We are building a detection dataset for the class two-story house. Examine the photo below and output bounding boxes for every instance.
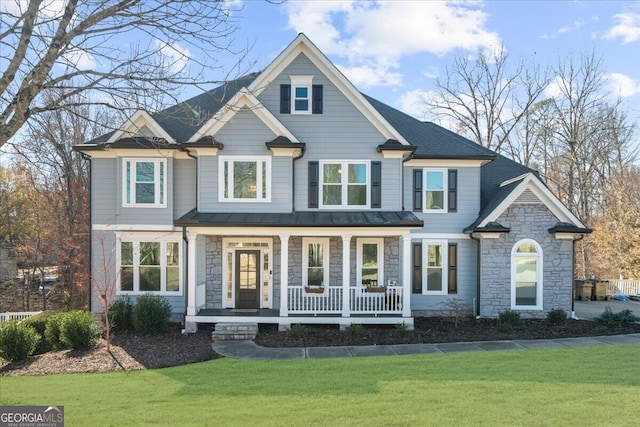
[76,34,590,332]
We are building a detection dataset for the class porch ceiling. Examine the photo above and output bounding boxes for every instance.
[175,210,423,228]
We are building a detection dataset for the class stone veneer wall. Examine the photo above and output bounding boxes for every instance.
[205,236,223,309]
[479,204,574,318]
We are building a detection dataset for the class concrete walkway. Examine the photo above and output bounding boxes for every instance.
[213,333,640,361]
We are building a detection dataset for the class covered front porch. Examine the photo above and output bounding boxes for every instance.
[178,211,422,331]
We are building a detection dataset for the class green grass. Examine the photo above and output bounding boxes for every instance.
[3,345,640,426]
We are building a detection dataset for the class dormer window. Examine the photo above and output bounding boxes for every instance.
[280,77,323,115]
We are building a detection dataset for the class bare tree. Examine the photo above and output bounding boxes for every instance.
[0,0,251,147]
[92,234,119,352]
[425,46,550,153]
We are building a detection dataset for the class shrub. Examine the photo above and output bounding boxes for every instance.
[596,307,640,326]
[344,324,366,339]
[394,322,411,337]
[547,309,568,325]
[44,312,67,350]
[22,311,56,354]
[0,320,41,362]
[498,310,520,327]
[109,295,135,332]
[286,324,308,338]
[132,294,172,335]
[59,311,101,349]
[496,321,513,333]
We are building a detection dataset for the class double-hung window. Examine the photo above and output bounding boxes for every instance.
[219,156,271,202]
[123,159,166,207]
[291,76,312,114]
[320,161,368,208]
[424,169,445,211]
[302,238,329,289]
[511,239,543,310]
[357,238,383,288]
[119,238,181,295]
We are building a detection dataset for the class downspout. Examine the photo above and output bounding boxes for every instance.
[469,232,481,318]
[81,153,92,311]
[178,143,198,325]
[291,146,305,211]
[571,234,585,320]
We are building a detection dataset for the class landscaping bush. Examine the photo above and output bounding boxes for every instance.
[22,311,56,354]
[394,322,411,337]
[0,320,41,362]
[498,310,520,327]
[596,307,640,326]
[132,294,172,335]
[344,324,366,339]
[496,321,513,333]
[59,311,101,349]
[547,309,568,325]
[44,312,67,350]
[109,295,135,332]
[286,324,308,338]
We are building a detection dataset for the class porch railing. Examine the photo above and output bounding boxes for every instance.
[287,285,403,315]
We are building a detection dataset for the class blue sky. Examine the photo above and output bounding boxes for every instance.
[220,0,640,124]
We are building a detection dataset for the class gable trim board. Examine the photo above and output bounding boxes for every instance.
[108,110,177,144]
[247,33,410,146]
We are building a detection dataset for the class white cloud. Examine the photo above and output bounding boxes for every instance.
[545,76,565,98]
[156,40,191,75]
[337,64,403,88]
[285,0,500,88]
[558,19,584,34]
[397,89,431,120]
[62,47,95,70]
[603,12,640,44]
[605,72,640,97]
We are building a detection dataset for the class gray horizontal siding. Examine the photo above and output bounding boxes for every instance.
[409,238,477,312]
[405,166,481,233]
[173,159,196,218]
[91,158,118,225]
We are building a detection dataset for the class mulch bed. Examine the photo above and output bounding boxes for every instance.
[2,318,640,376]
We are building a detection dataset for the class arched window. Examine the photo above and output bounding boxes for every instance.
[511,239,543,310]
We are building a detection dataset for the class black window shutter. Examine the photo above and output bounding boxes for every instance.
[308,161,319,208]
[280,84,291,114]
[371,161,381,208]
[412,243,422,294]
[312,85,323,114]
[413,169,422,211]
[448,243,457,294]
[448,169,457,212]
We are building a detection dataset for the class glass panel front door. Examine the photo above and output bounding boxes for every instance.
[235,250,261,309]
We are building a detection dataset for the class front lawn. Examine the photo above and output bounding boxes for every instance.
[2,345,640,426]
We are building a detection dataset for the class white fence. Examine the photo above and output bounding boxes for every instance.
[606,279,640,296]
[287,285,403,315]
[0,311,41,325]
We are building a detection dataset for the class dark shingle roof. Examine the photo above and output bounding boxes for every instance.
[175,210,423,228]
[364,95,496,160]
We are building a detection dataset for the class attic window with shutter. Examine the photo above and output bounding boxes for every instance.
[281,76,323,115]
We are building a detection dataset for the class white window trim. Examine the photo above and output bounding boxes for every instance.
[116,235,183,296]
[423,168,447,213]
[302,238,330,292]
[290,75,313,115]
[319,160,370,209]
[511,238,543,310]
[122,158,167,208]
[422,239,448,295]
[222,238,273,309]
[218,156,271,203]
[356,238,384,288]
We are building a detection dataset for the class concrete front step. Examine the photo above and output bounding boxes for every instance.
[212,322,258,341]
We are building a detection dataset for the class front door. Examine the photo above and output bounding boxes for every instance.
[235,250,261,309]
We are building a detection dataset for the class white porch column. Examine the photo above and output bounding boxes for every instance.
[341,234,352,317]
[279,234,290,317]
[401,233,412,318]
[186,231,199,317]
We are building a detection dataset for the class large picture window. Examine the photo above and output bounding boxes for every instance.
[320,161,368,208]
[118,238,182,295]
[302,238,329,289]
[511,239,543,310]
[219,156,270,202]
[123,159,166,207]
